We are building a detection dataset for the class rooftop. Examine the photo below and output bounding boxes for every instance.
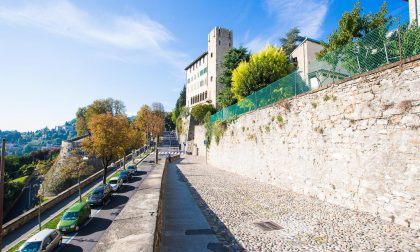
[185,51,208,70]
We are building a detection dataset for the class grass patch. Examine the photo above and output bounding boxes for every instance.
[323,95,330,102]
[311,102,318,108]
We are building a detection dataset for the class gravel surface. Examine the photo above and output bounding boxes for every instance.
[177,156,419,252]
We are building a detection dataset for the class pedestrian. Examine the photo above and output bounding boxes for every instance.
[168,153,172,162]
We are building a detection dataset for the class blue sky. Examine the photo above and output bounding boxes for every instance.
[0,0,409,131]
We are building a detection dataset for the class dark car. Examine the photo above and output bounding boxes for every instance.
[126,165,137,175]
[87,184,112,206]
[118,170,132,182]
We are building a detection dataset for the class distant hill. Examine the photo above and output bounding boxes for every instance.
[0,119,77,156]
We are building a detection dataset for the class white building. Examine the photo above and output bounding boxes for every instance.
[290,37,323,87]
[185,27,233,109]
[405,0,419,26]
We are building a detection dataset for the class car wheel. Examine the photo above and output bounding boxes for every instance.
[75,225,79,232]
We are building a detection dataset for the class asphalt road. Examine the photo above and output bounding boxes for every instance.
[2,156,134,251]
[56,154,156,252]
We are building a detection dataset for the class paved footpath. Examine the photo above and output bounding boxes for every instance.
[176,155,419,252]
[161,160,222,252]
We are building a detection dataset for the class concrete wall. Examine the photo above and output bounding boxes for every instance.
[208,58,420,229]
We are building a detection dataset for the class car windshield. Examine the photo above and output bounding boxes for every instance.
[20,241,41,252]
[128,166,135,170]
[109,180,117,184]
[120,171,128,175]
[92,188,104,195]
[63,211,79,220]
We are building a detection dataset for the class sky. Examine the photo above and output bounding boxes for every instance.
[0,0,409,132]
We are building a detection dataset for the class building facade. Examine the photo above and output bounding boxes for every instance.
[290,38,323,85]
[185,27,233,109]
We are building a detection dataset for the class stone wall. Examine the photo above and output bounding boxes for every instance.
[208,58,420,229]
[193,125,206,157]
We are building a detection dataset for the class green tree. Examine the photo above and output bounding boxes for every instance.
[172,85,186,122]
[217,47,250,108]
[280,27,304,57]
[231,45,293,100]
[317,1,390,59]
[191,104,216,124]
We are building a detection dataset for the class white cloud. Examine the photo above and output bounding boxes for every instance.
[0,1,188,68]
[245,0,329,52]
[265,0,329,38]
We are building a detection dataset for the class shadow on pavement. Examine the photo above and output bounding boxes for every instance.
[175,163,245,251]
[128,176,142,183]
[136,171,148,176]
[77,216,113,236]
[57,243,83,252]
[102,195,129,211]
[117,185,135,194]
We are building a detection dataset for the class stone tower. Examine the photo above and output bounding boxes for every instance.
[207,27,233,108]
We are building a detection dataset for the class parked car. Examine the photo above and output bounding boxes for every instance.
[118,170,132,182]
[17,229,62,252]
[126,165,137,175]
[87,184,112,206]
[108,177,123,192]
[57,202,90,233]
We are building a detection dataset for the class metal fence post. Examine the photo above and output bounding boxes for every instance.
[398,17,403,64]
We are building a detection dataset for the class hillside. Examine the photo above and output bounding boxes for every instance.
[0,119,77,156]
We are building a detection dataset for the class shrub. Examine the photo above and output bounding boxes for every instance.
[213,120,227,144]
[191,104,216,124]
[231,45,294,100]
[277,115,284,125]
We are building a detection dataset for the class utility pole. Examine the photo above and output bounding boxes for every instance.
[0,138,6,248]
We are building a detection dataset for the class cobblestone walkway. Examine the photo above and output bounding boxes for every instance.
[177,156,419,252]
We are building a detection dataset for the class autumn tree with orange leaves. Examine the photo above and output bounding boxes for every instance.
[82,113,130,184]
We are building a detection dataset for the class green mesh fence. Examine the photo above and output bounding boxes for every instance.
[211,15,419,124]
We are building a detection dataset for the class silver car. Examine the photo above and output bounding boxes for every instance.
[17,229,62,252]
[108,177,123,191]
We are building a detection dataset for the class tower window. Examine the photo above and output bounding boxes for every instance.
[219,40,221,45]
[210,52,213,58]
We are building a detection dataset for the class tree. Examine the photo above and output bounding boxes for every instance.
[217,47,250,108]
[191,104,216,124]
[165,112,175,131]
[135,104,165,143]
[231,45,293,100]
[317,1,390,59]
[60,155,95,202]
[82,114,130,184]
[172,85,186,122]
[280,27,304,57]
[76,98,126,136]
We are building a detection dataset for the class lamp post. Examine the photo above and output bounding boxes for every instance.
[81,156,88,202]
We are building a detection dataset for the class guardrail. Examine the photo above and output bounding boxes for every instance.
[1,145,152,237]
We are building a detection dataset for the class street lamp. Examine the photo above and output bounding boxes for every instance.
[81,156,89,202]
[23,183,39,210]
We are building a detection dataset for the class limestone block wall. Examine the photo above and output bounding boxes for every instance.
[208,58,420,229]
[193,125,206,157]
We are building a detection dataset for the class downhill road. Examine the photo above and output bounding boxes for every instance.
[57,154,156,252]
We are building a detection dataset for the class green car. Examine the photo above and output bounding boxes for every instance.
[57,202,91,233]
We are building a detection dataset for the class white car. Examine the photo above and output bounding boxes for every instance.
[108,177,123,192]
[17,229,62,252]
